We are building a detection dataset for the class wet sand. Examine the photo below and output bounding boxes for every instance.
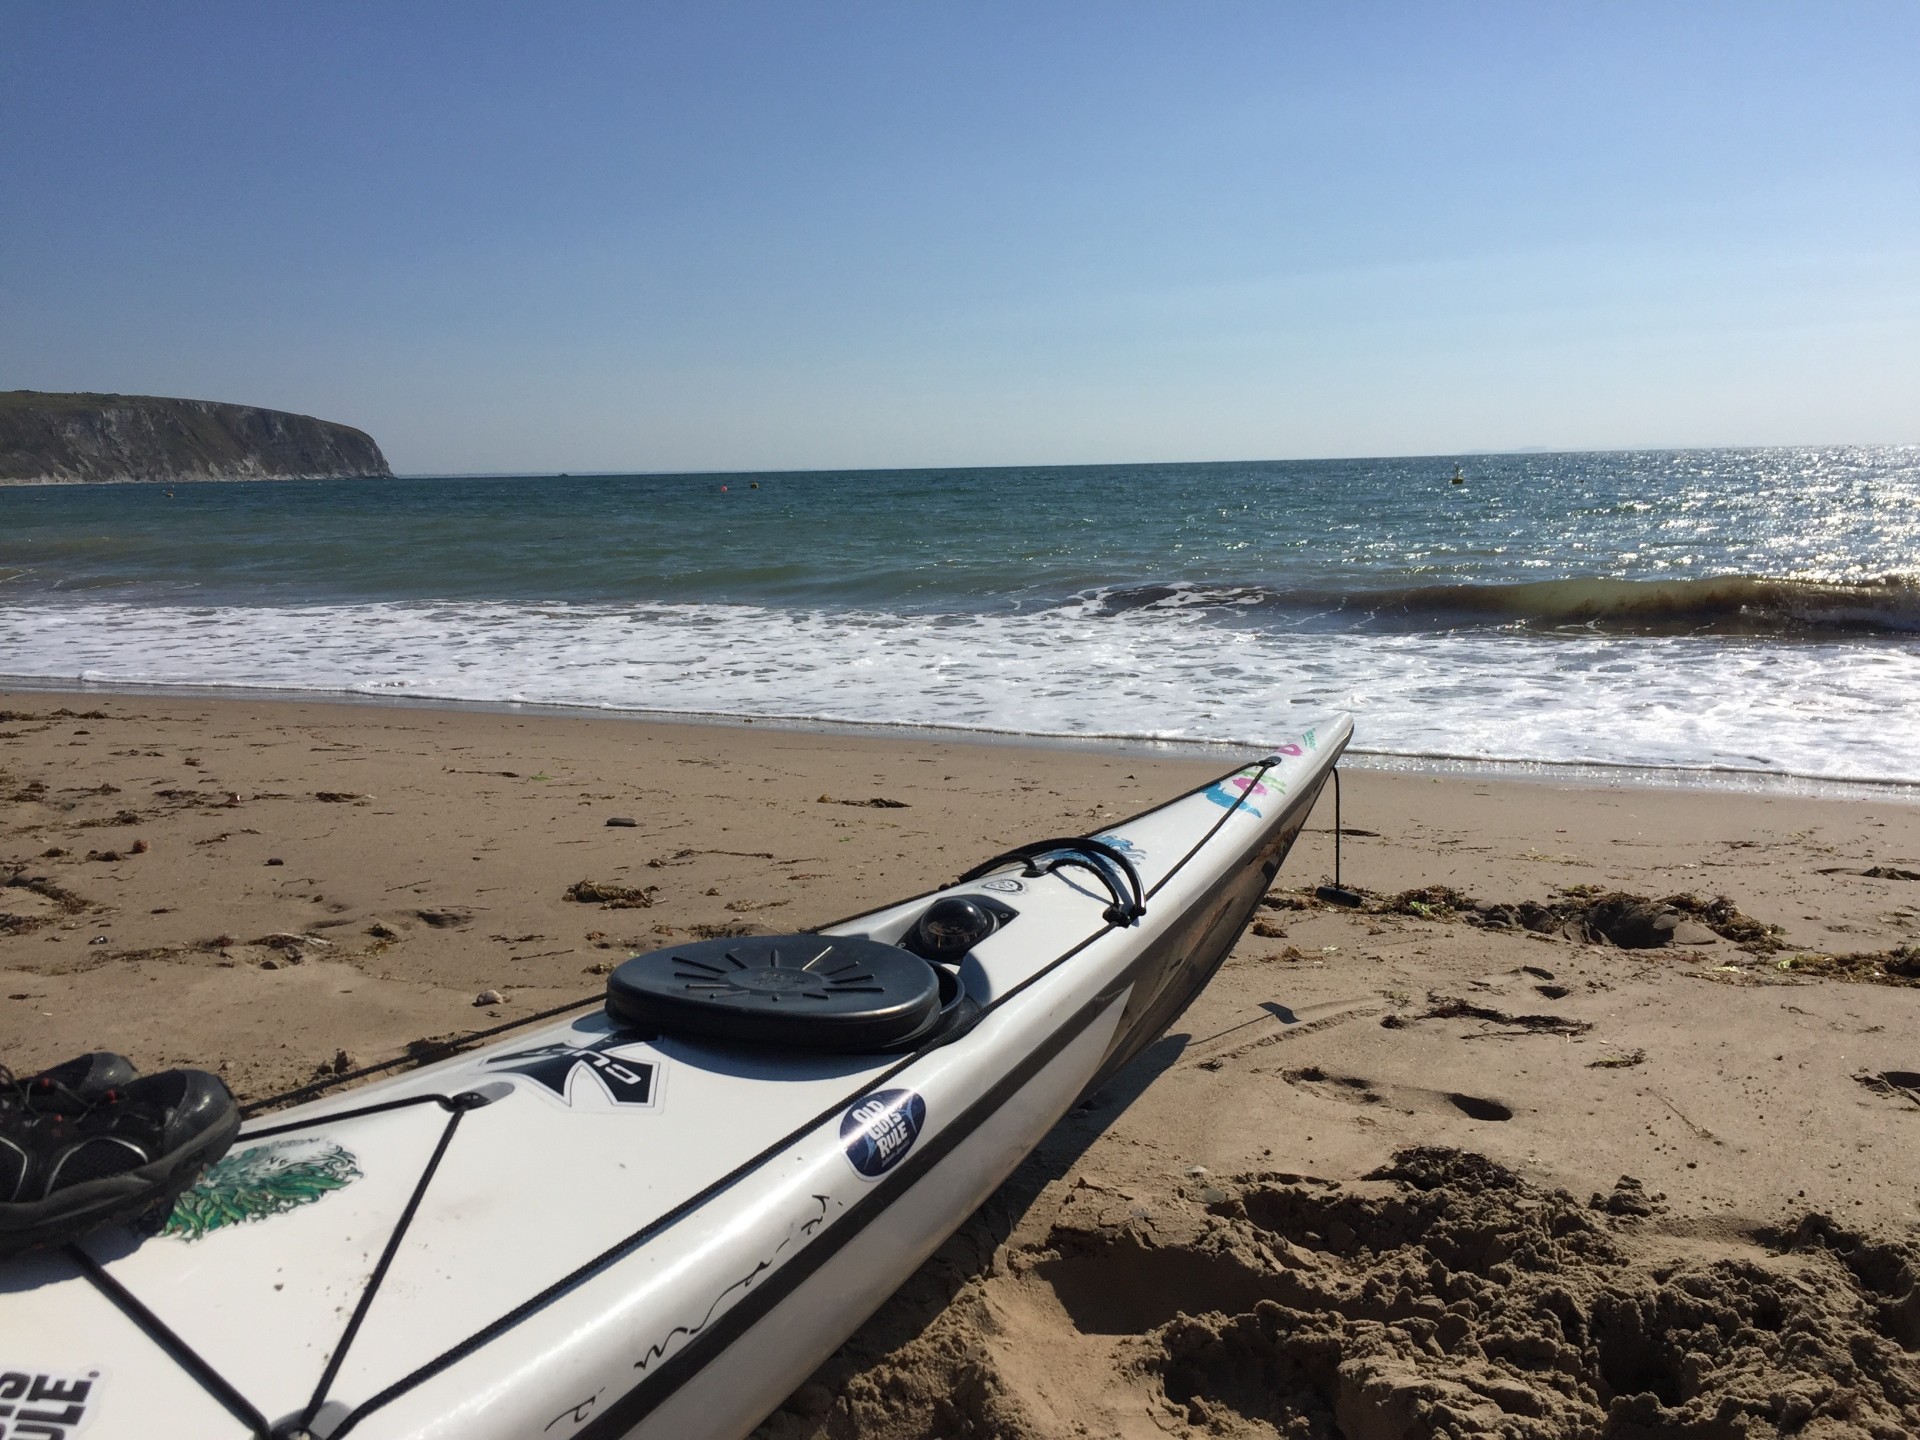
[5,691,1920,1437]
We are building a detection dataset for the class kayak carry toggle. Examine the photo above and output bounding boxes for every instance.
[958,836,1146,926]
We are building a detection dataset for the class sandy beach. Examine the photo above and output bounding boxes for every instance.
[7,690,1920,1437]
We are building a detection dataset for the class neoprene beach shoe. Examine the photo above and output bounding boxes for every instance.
[0,1065,240,1258]
[17,1050,139,1108]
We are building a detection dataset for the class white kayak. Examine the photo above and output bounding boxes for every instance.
[0,718,1350,1440]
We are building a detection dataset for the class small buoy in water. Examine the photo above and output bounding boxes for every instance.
[750,481,759,489]
[720,485,729,492]
[1451,465,1465,485]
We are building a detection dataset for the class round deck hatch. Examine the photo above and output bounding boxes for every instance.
[606,934,942,1051]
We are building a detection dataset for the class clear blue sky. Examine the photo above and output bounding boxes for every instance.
[3,3,1915,473]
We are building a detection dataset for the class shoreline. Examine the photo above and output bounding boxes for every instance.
[5,677,1914,802]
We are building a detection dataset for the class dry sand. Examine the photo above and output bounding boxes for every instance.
[6,691,1920,1438]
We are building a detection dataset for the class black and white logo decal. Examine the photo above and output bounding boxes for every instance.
[0,1369,101,1438]
[977,877,1024,894]
[484,1032,660,1109]
[840,1089,925,1179]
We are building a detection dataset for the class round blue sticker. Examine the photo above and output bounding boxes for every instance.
[840,1089,926,1179]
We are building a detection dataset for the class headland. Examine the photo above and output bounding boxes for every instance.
[0,390,390,484]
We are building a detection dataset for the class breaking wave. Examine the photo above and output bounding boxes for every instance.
[7,597,1920,783]
[1072,574,1920,637]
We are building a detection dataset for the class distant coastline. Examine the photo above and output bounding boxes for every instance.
[0,390,390,485]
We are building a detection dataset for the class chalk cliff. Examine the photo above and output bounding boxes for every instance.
[0,391,392,484]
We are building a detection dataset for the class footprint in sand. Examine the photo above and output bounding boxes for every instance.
[1279,1065,1514,1122]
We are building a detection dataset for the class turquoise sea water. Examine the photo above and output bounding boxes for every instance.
[3,448,1917,781]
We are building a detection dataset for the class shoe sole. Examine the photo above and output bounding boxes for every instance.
[0,1102,243,1259]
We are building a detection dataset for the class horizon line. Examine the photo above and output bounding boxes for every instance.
[391,439,1919,480]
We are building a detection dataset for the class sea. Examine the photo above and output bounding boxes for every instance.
[3,448,1917,788]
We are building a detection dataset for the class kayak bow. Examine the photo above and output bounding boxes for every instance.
[2,717,1350,1440]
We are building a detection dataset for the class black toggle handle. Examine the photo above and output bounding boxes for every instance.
[958,835,1147,927]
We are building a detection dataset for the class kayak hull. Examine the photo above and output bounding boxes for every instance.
[0,719,1350,1440]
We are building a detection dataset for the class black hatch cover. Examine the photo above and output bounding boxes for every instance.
[606,934,941,1051]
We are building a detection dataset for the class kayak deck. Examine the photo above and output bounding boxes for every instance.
[2,720,1351,1440]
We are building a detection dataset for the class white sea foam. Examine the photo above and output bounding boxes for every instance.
[5,600,1917,782]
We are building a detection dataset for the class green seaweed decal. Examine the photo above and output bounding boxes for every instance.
[164,1136,362,1241]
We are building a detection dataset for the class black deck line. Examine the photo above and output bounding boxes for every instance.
[805,744,1294,935]
[68,1246,274,1438]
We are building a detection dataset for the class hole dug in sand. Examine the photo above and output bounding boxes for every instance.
[1303,885,1781,954]
[915,1150,1920,1440]
[1037,1245,1279,1337]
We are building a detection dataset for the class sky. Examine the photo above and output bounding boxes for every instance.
[2,3,1916,474]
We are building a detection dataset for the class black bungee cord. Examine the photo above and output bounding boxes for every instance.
[73,1087,495,1440]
